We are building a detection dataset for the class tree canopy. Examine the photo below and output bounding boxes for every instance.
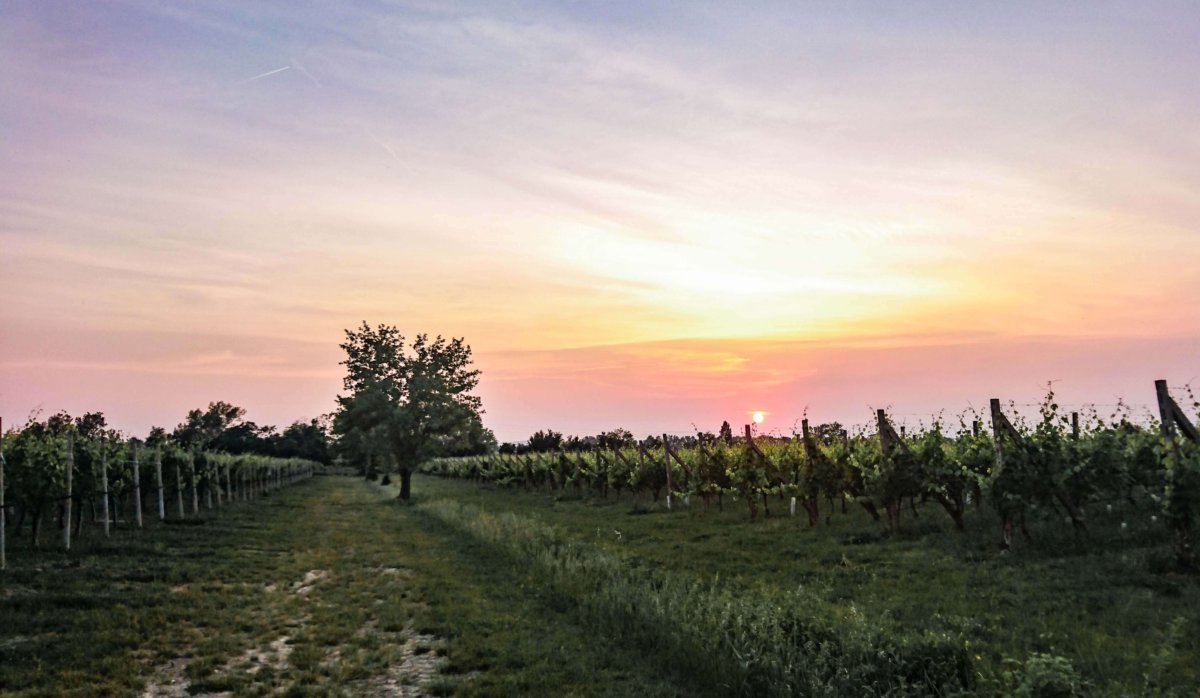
[333,322,491,499]
[172,401,246,449]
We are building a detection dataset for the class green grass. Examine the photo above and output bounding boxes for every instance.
[3,475,1196,696]
[0,477,688,697]
[402,475,1200,696]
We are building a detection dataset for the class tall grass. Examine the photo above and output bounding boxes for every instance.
[418,499,972,697]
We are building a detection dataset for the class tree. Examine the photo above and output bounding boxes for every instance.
[272,419,333,464]
[527,429,563,453]
[173,401,246,449]
[211,421,274,455]
[597,428,635,450]
[333,322,484,500]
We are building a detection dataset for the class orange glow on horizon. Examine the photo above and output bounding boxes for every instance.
[1,4,1197,441]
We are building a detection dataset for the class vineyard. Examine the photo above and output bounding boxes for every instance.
[403,380,1200,695]
[423,381,1200,567]
[2,381,1198,696]
[0,415,317,568]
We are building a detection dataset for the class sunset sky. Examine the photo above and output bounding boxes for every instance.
[2,2,1198,441]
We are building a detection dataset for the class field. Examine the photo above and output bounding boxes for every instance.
[2,473,1197,697]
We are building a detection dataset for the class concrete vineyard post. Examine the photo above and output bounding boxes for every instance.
[188,452,199,515]
[175,455,185,519]
[155,448,165,520]
[100,447,111,537]
[64,432,74,551]
[132,446,143,529]
[214,457,223,507]
[204,458,213,510]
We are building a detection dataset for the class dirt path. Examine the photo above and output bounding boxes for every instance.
[134,481,463,697]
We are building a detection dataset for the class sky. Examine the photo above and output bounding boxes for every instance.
[2,1,1198,442]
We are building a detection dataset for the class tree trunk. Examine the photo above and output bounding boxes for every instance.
[885,502,901,533]
[1054,491,1088,535]
[932,492,966,532]
[398,469,412,500]
[31,505,42,549]
[805,497,820,528]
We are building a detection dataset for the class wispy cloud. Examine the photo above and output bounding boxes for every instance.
[238,65,289,84]
[1,1,1198,437]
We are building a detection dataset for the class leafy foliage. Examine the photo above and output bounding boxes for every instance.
[333,322,489,499]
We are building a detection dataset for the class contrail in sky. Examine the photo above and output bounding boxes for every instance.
[239,66,290,84]
[291,60,322,87]
[365,128,413,173]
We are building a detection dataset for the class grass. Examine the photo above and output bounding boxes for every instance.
[3,474,1196,696]
[0,477,688,697]
[403,475,1200,696]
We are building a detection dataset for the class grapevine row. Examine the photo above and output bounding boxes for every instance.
[0,417,317,566]
[423,382,1200,567]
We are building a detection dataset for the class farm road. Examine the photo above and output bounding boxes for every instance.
[0,476,685,697]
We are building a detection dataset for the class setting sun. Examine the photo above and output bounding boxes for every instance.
[752,411,765,425]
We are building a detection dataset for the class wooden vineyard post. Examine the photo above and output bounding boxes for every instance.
[156,448,166,520]
[132,445,143,529]
[1,417,6,571]
[175,454,185,519]
[993,400,1022,546]
[614,448,637,499]
[990,399,1015,547]
[876,410,901,532]
[662,436,696,511]
[1071,412,1080,440]
[224,459,233,505]
[1155,379,1200,568]
[100,445,111,537]
[637,445,652,501]
[798,420,822,527]
[64,431,74,551]
[744,424,776,518]
[1157,379,1200,445]
[662,435,673,510]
